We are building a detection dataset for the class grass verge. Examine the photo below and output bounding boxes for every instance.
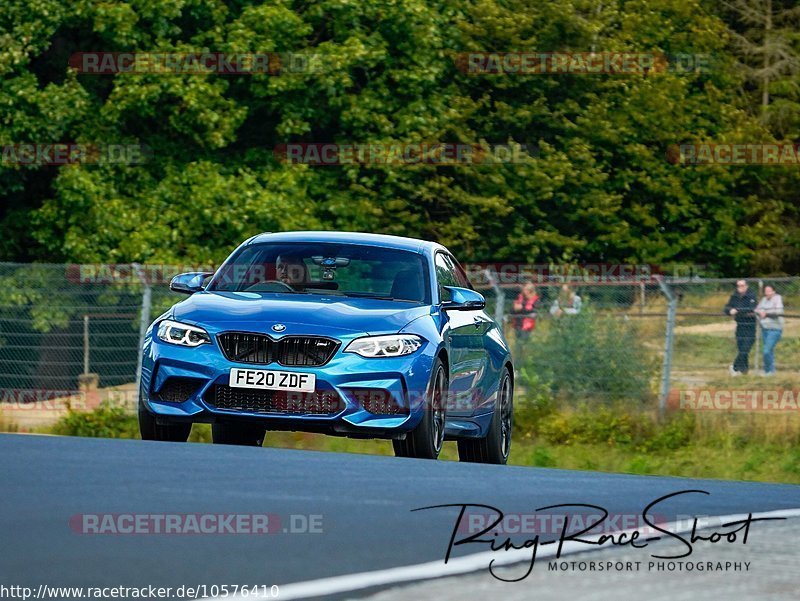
[21,398,799,484]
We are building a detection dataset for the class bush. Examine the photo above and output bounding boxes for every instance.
[530,446,556,467]
[0,410,18,433]
[51,402,139,439]
[536,405,642,446]
[513,399,697,452]
[512,370,554,436]
[50,403,213,442]
[189,423,212,443]
[518,306,657,406]
[642,411,696,451]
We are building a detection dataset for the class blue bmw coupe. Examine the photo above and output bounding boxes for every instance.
[139,231,514,463]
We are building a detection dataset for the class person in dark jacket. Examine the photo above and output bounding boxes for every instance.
[724,279,758,375]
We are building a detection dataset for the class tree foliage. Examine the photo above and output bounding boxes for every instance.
[1,0,797,273]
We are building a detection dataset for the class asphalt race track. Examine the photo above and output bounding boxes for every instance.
[2,434,800,596]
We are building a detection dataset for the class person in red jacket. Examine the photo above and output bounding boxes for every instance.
[513,282,540,339]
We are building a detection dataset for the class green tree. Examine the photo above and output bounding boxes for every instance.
[0,0,796,274]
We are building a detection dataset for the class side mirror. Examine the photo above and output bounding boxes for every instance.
[170,272,213,295]
[441,286,486,311]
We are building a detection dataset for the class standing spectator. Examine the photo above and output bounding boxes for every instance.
[724,279,757,376]
[756,284,784,375]
[512,282,540,339]
[550,284,582,317]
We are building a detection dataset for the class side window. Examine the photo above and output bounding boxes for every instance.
[435,252,459,301]
[448,255,472,289]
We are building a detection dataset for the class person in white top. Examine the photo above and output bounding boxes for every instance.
[755,284,784,375]
[550,284,582,317]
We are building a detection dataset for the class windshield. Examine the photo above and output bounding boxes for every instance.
[208,242,430,304]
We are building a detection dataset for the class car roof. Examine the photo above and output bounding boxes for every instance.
[247,231,447,255]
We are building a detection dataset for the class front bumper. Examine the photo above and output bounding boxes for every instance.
[140,329,437,438]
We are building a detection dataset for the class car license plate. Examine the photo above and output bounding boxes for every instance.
[229,368,316,393]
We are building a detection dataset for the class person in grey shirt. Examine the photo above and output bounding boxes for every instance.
[550,284,582,317]
[756,284,784,375]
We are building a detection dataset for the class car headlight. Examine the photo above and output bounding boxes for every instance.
[345,335,423,358]
[157,320,211,347]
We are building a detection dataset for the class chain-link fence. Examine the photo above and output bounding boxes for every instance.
[0,264,184,416]
[0,263,797,427]
[476,272,800,411]
[665,277,800,384]
[476,276,667,407]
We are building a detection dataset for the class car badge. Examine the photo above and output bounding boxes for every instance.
[272,324,286,332]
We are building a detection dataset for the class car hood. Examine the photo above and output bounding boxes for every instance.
[171,291,432,336]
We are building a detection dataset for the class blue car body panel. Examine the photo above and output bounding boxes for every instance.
[140,232,513,440]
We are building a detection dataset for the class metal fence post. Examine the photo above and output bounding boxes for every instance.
[83,315,90,375]
[754,279,763,373]
[484,268,505,324]
[639,281,646,315]
[657,277,678,417]
[133,264,152,396]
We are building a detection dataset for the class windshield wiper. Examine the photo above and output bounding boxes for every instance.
[343,292,396,300]
[342,292,419,303]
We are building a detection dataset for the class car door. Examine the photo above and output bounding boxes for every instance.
[448,253,493,412]
[435,252,488,415]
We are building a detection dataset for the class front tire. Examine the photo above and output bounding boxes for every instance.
[138,401,192,442]
[393,358,447,460]
[212,422,266,446]
[458,368,513,464]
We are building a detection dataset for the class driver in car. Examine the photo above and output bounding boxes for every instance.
[276,254,309,288]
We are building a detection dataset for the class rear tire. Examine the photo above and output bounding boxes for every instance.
[393,358,447,460]
[212,422,266,446]
[458,368,513,464]
[138,401,192,442]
